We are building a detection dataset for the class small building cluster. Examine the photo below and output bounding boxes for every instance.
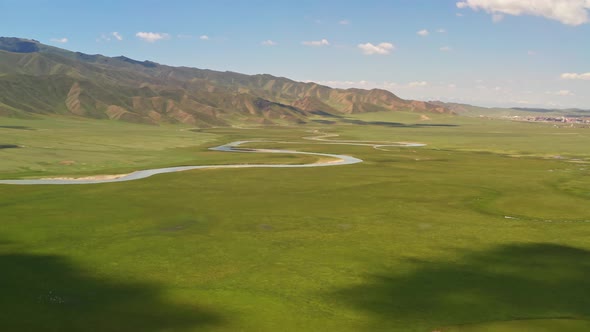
[505,115,590,127]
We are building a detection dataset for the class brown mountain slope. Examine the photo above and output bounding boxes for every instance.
[0,37,451,126]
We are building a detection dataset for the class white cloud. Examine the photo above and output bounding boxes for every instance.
[50,37,68,43]
[456,12,464,17]
[97,34,110,42]
[440,46,452,52]
[417,29,429,36]
[136,32,170,42]
[261,40,278,46]
[437,28,447,33]
[357,42,395,55]
[527,50,537,56]
[302,39,330,46]
[546,90,575,96]
[448,83,457,88]
[98,32,123,43]
[561,72,590,80]
[408,81,428,87]
[456,0,590,26]
[339,19,350,25]
[556,90,575,96]
[199,35,210,41]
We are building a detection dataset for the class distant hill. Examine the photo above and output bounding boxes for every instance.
[428,101,514,117]
[0,37,450,126]
[511,107,590,117]
[431,101,590,118]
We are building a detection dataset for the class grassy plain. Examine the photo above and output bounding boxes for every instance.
[0,117,318,179]
[1,113,590,331]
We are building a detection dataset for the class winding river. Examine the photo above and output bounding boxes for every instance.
[0,135,424,185]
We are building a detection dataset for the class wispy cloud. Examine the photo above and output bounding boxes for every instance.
[546,90,575,96]
[440,46,452,52]
[437,28,447,33]
[98,32,123,42]
[136,32,170,42]
[50,37,68,43]
[456,0,590,26]
[302,39,330,46]
[261,39,278,46]
[417,29,429,36]
[358,42,395,55]
[199,35,209,41]
[408,81,428,87]
[555,90,575,96]
[339,19,350,25]
[560,72,590,80]
[492,13,504,23]
[527,50,537,56]
[318,80,369,87]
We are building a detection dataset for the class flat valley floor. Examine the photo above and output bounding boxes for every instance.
[1,112,590,331]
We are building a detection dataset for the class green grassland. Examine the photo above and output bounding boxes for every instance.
[1,113,590,331]
[0,117,320,179]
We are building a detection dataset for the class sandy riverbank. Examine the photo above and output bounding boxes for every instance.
[40,173,131,181]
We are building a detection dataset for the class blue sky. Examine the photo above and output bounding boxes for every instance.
[2,0,589,108]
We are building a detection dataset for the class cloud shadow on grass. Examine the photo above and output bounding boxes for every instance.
[340,119,458,128]
[329,243,590,330]
[0,251,224,331]
[0,125,34,130]
[311,119,458,127]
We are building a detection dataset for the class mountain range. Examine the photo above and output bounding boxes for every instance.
[0,37,449,126]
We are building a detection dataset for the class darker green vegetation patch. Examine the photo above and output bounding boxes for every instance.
[312,118,459,127]
[0,144,20,149]
[0,251,225,331]
[341,119,459,127]
[0,125,33,130]
[331,243,590,330]
[0,37,40,53]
